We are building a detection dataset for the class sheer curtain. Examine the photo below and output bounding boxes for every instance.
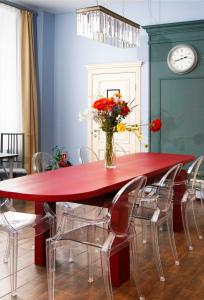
[0,4,22,133]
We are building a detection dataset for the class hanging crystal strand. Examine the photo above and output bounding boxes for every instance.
[115,18,118,47]
[87,13,91,39]
[129,25,132,47]
[94,11,99,41]
[104,13,108,45]
[125,23,128,48]
[132,27,136,47]
[84,13,88,38]
[122,21,125,48]
[103,13,107,43]
[109,17,115,46]
[93,11,96,40]
[91,12,96,40]
[136,27,140,47]
[118,21,122,48]
[95,11,99,41]
[122,22,125,48]
[89,12,93,39]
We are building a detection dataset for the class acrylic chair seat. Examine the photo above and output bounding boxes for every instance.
[2,211,37,230]
[46,175,147,300]
[180,154,204,251]
[0,198,55,297]
[133,164,182,282]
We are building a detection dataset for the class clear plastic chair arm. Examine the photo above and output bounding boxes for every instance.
[101,232,115,253]
[173,179,187,186]
[151,208,160,223]
[62,211,110,225]
[43,202,56,218]
[181,191,189,203]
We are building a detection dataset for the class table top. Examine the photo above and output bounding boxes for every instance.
[0,153,18,159]
[0,153,194,202]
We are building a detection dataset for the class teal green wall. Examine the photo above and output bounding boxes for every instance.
[144,20,204,157]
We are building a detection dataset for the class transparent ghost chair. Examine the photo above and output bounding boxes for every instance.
[78,146,99,164]
[46,175,147,300]
[181,155,204,251]
[32,152,87,262]
[0,197,55,297]
[78,144,127,164]
[133,164,181,282]
[32,152,59,172]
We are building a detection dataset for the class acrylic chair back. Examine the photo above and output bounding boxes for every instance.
[114,143,127,156]
[110,175,147,237]
[0,198,53,236]
[32,152,59,173]
[187,155,204,189]
[156,163,182,213]
[78,146,99,164]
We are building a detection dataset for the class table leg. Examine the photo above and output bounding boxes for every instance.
[8,157,14,178]
[34,201,56,265]
[110,246,130,287]
[173,169,187,232]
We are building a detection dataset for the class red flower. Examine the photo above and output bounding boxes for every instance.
[150,119,162,132]
[121,105,130,116]
[93,98,106,110]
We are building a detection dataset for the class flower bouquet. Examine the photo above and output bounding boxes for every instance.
[80,92,162,168]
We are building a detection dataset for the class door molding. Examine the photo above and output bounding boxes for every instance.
[87,62,143,155]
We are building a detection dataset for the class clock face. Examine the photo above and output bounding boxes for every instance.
[167,44,198,74]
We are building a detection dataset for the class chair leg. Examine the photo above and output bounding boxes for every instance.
[130,235,145,300]
[46,239,56,300]
[10,232,18,297]
[181,201,193,251]
[141,221,147,244]
[87,246,94,283]
[68,219,74,263]
[166,215,179,265]
[192,200,203,240]
[100,250,113,300]
[150,221,165,281]
[3,235,10,263]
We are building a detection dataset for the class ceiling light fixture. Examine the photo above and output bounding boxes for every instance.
[76,5,140,48]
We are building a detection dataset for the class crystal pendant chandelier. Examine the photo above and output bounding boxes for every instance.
[76,5,140,48]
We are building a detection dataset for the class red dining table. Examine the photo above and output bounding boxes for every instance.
[0,152,194,286]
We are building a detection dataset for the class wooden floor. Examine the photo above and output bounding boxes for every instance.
[1,200,204,300]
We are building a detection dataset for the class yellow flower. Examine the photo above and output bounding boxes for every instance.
[117,123,126,132]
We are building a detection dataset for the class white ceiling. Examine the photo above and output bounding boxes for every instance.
[16,0,198,14]
[17,0,144,14]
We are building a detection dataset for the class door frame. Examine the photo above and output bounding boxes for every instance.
[87,62,143,154]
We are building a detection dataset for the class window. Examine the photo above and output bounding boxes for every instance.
[0,4,22,133]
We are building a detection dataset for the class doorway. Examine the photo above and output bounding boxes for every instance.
[87,62,142,159]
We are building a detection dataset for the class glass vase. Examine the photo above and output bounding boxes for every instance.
[105,131,116,169]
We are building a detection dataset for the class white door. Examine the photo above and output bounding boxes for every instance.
[87,62,142,160]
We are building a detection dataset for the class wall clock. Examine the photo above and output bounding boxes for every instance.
[167,44,198,74]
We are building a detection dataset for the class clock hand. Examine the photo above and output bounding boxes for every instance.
[174,56,188,62]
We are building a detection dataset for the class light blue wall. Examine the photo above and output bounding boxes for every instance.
[53,0,204,163]
[36,11,55,153]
